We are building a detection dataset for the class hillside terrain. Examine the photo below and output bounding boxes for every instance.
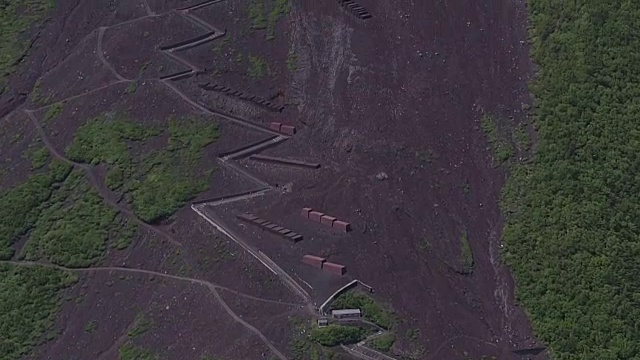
[5,0,634,360]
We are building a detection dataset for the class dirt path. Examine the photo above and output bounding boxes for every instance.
[1,260,297,360]
[97,27,131,82]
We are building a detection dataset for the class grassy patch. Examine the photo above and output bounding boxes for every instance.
[66,112,161,190]
[119,344,156,360]
[43,102,63,123]
[330,291,395,330]
[248,0,267,30]
[113,218,137,250]
[266,0,290,40]
[128,117,219,223]
[22,141,50,170]
[247,55,268,79]
[124,81,138,94]
[20,170,133,267]
[0,160,72,260]
[369,333,396,352]
[514,124,531,152]
[481,114,514,164]
[502,1,640,359]
[0,1,54,90]
[287,50,298,72]
[30,147,50,169]
[128,312,152,338]
[310,325,368,347]
[67,112,218,224]
[84,320,98,334]
[288,317,337,360]
[460,228,473,273]
[0,264,77,360]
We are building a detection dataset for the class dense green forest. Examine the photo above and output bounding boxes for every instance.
[502,1,640,359]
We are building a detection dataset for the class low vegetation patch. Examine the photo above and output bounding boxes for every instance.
[248,0,267,30]
[20,169,136,267]
[67,112,219,224]
[369,333,396,352]
[0,264,77,360]
[288,317,337,360]
[459,228,473,273]
[0,160,72,260]
[287,50,298,72]
[119,343,156,360]
[503,1,640,359]
[43,102,63,123]
[330,291,395,330]
[266,0,290,40]
[309,324,368,347]
[247,55,269,79]
[0,0,54,92]
[128,312,153,338]
[481,114,514,164]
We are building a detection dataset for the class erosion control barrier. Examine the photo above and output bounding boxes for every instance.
[178,0,225,11]
[237,213,303,242]
[159,69,197,81]
[217,136,279,158]
[222,136,286,160]
[159,31,217,51]
[301,208,352,232]
[249,154,321,169]
[339,0,372,20]
[191,188,267,206]
[199,82,284,112]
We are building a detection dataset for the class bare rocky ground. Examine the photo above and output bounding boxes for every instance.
[0,0,547,359]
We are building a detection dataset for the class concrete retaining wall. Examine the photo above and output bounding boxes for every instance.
[217,136,279,158]
[178,0,225,11]
[159,31,217,51]
[249,154,320,169]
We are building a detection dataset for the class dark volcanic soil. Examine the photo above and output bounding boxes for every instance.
[0,0,544,359]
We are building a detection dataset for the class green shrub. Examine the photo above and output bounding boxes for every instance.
[0,264,77,360]
[481,114,513,164]
[0,160,72,259]
[248,0,267,30]
[67,113,218,224]
[30,147,50,169]
[248,55,268,79]
[119,344,156,360]
[370,333,396,352]
[266,0,290,40]
[0,1,53,89]
[20,170,131,267]
[460,229,473,272]
[43,102,63,123]
[310,325,367,347]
